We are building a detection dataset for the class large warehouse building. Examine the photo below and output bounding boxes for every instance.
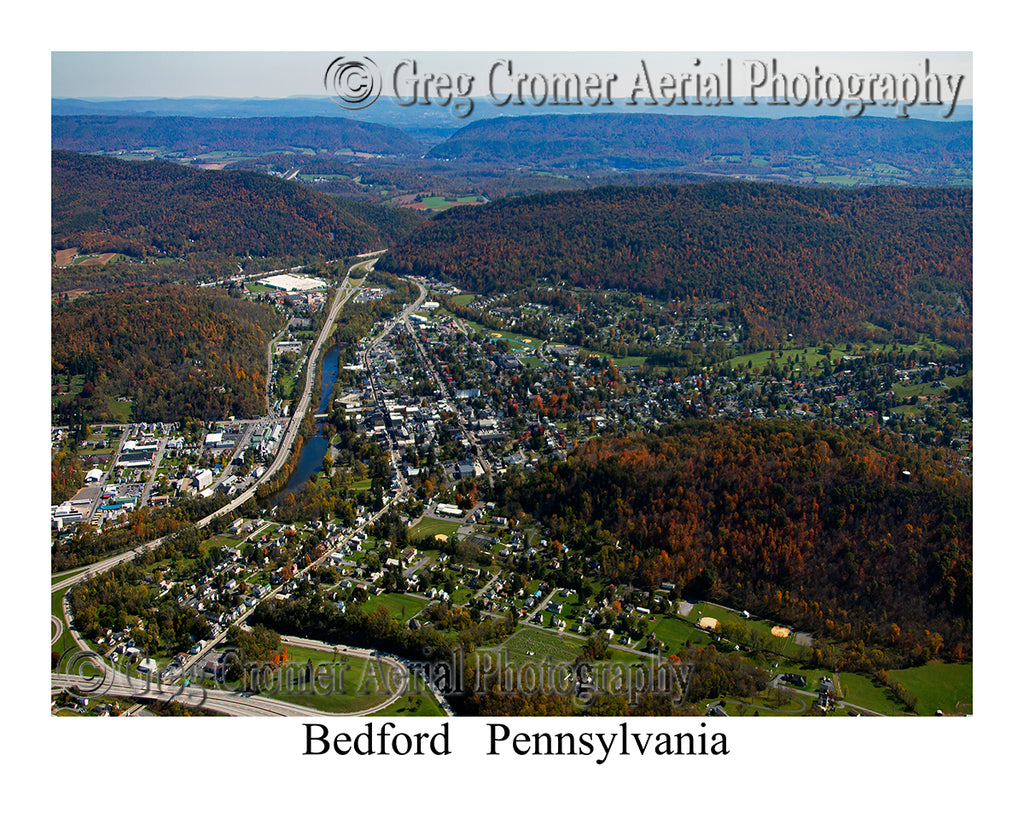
[258,273,327,292]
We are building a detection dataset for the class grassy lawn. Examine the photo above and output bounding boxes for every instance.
[104,397,134,423]
[835,672,917,715]
[888,404,929,418]
[374,692,447,716]
[651,614,706,654]
[263,645,396,713]
[889,661,972,715]
[359,592,426,622]
[50,588,82,658]
[451,293,477,307]
[893,381,949,401]
[449,585,475,607]
[201,533,244,550]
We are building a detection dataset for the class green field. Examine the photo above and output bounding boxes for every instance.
[888,661,973,715]
[650,614,706,654]
[462,320,543,351]
[262,644,396,713]
[420,196,451,210]
[724,346,830,374]
[360,592,427,622]
[409,517,462,540]
[201,533,245,550]
[418,195,482,210]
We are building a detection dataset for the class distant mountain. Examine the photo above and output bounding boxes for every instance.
[427,113,972,184]
[51,115,423,157]
[51,100,472,146]
[51,96,973,151]
[52,150,423,259]
[381,181,972,347]
[52,96,353,118]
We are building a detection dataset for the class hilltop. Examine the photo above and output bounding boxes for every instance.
[51,150,424,264]
[381,181,972,348]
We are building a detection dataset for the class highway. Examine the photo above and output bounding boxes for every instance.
[51,671,390,717]
[52,256,377,593]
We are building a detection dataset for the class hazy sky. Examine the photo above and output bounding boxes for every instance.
[52,51,972,100]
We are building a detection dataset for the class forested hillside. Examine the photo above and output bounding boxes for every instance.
[52,286,282,422]
[52,115,423,156]
[382,181,972,347]
[501,419,971,665]
[51,150,423,259]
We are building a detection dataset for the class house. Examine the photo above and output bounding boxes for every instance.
[137,657,158,675]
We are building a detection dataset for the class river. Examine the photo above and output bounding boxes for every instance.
[271,343,339,505]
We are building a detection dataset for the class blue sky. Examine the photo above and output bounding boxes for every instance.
[52,51,972,101]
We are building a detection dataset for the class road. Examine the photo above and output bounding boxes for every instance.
[361,273,428,497]
[85,425,129,524]
[52,257,375,592]
[138,434,168,507]
[401,283,495,488]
